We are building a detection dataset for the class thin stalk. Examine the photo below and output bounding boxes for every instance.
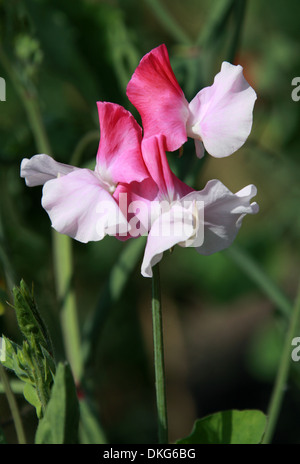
[151,264,168,444]
[0,379,24,395]
[226,0,247,63]
[70,130,99,167]
[0,218,15,291]
[0,365,27,444]
[52,233,82,382]
[225,245,292,319]
[262,282,300,444]
[0,47,82,382]
[196,0,235,47]
[143,0,191,45]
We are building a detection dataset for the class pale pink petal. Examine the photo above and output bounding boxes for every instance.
[42,169,128,243]
[141,201,198,278]
[187,62,257,158]
[126,44,189,152]
[20,154,77,187]
[96,102,148,185]
[182,179,259,255]
[141,178,258,276]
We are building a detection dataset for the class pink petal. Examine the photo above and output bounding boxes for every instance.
[113,179,159,241]
[185,179,259,255]
[20,154,77,187]
[42,169,128,243]
[187,62,257,158]
[96,102,148,185]
[141,135,193,201]
[126,44,189,152]
[114,135,194,243]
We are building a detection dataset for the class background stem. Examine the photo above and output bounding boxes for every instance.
[225,246,292,319]
[144,0,191,45]
[262,282,300,444]
[52,233,82,382]
[151,264,168,444]
[0,365,27,444]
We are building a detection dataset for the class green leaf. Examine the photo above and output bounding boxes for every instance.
[1,281,56,418]
[35,362,79,444]
[79,399,107,444]
[23,384,42,418]
[1,336,52,417]
[0,337,34,384]
[176,410,267,445]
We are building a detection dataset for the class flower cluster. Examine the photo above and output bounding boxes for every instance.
[21,44,258,278]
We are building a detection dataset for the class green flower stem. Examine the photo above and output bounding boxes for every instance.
[0,364,27,444]
[262,282,300,444]
[0,47,83,383]
[151,264,168,444]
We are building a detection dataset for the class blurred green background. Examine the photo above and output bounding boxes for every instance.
[0,0,300,444]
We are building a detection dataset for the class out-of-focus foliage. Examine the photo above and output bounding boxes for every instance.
[0,0,300,444]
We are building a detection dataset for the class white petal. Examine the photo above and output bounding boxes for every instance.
[141,201,199,278]
[189,180,259,255]
[187,62,257,158]
[20,154,77,187]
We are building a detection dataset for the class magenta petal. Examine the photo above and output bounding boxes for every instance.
[141,136,193,200]
[187,62,257,158]
[96,102,148,185]
[42,169,128,243]
[113,179,159,240]
[127,44,189,152]
[20,154,77,187]
[188,180,259,255]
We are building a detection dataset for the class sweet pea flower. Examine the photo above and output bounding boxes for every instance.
[20,102,149,243]
[126,135,259,278]
[126,44,257,159]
